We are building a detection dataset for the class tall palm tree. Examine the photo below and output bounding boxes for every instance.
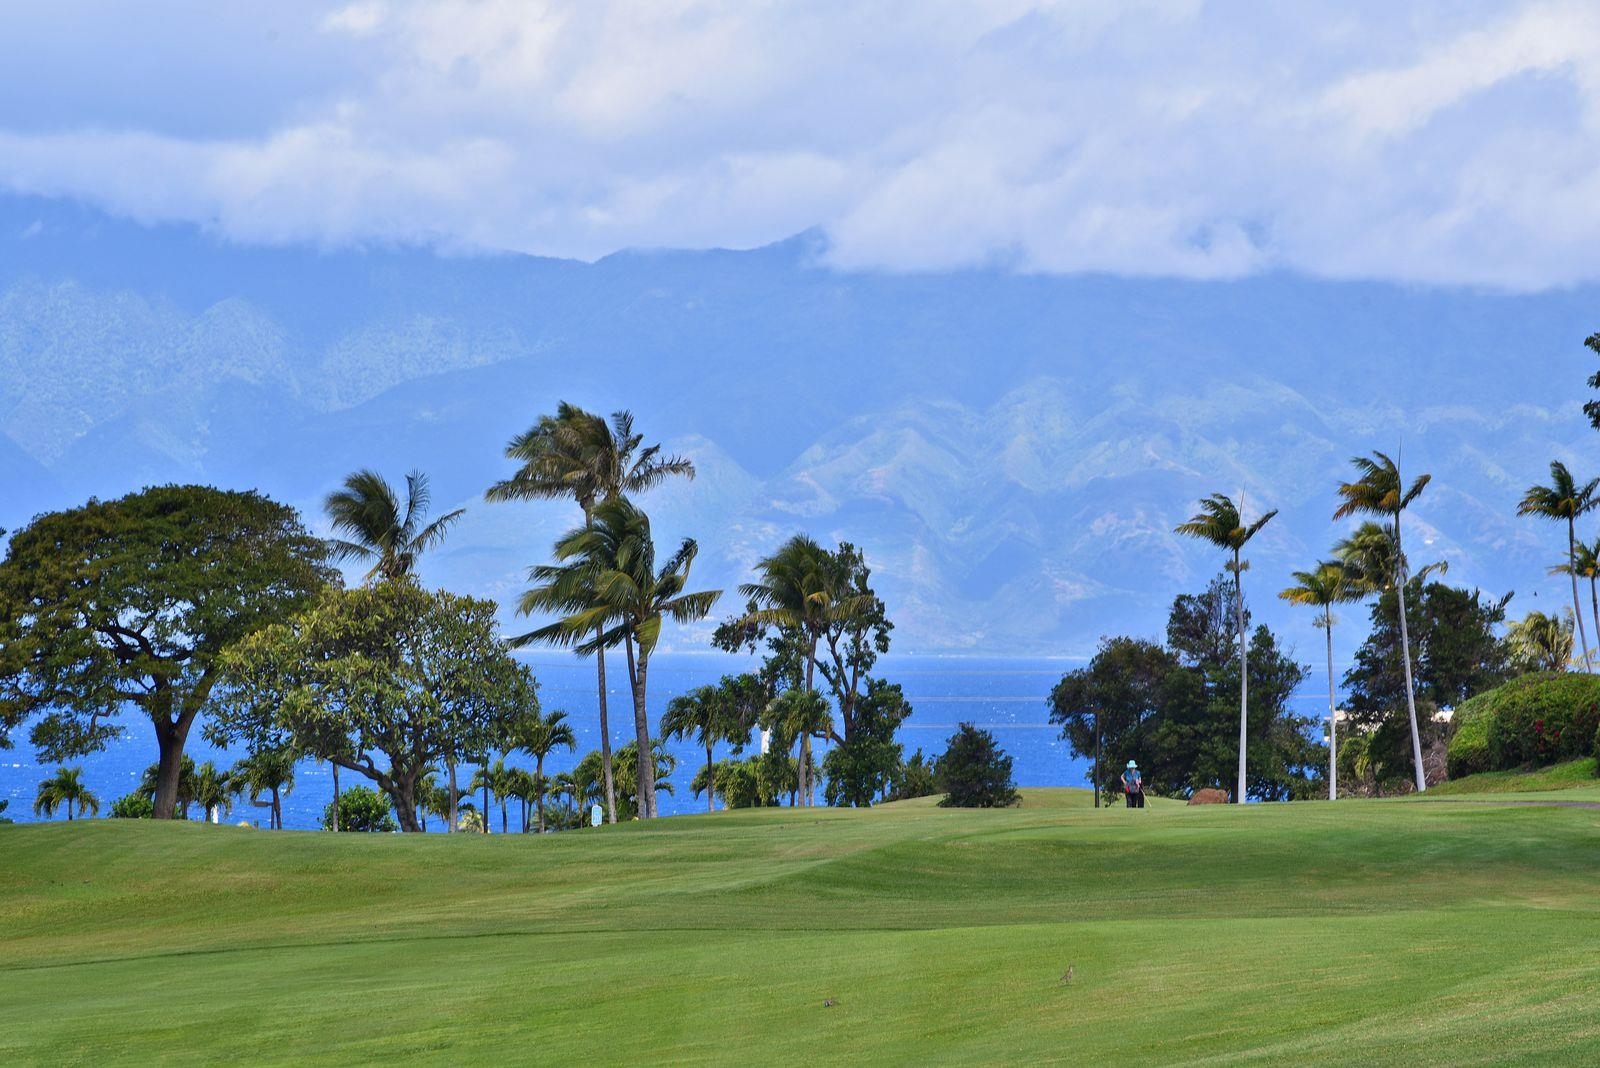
[1552,536,1600,655]
[34,766,99,821]
[193,761,234,824]
[1174,492,1277,803]
[521,499,719,818]
[1519,461,1599,673]
[233,748,296,830]
[324,468,465,583]
[662,685,736,814]
[515,709,577,832]
[738,535,838,695]
[762,688,832,808]
[487,404,695,825]
[470,759,518,834]
[1335,451,1431,793]
[1279,561,1359,801]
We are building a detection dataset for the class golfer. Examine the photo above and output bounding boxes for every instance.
[1121,760,1145,809]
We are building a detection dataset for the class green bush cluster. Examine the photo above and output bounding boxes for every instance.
[1446,673,1600,777]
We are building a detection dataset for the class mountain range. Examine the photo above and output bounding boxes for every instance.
[2,193,1595,658]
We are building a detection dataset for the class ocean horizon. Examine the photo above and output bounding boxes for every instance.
[0,652,1338,829]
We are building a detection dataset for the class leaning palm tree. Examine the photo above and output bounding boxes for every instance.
[1175,492,1277,804]
[34,766,99,821]
[487,404,695,824]
[1335,451,1431,793]
[515,709,577,832]
[522,499,719,818]
[1519,461,1599,673]
[324,468,465,583]
[1279,561,1359,801]
[661,685,737,814]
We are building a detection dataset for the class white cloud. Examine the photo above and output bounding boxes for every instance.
[2,0,1599,288]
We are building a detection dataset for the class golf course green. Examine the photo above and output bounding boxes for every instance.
[4,787,1598,1065]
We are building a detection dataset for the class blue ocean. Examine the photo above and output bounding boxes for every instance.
[0,653,1335,828]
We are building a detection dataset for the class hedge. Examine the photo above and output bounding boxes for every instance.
[1450,672,1600,775]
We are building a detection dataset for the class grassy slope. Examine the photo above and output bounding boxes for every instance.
[3,789,1599,1066]
[1424,758,1599,797]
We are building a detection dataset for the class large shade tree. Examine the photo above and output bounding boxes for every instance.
[209,581,534,832]
[1174,492,1277,803]
[324,469,464,583]
[487,403,694,824]
[0,486,332,818]
[1335,452,1432,792]
[519,499,718,818]
[1518,460,1598,673]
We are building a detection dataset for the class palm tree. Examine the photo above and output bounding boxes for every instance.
[470,758,519,835]
[515,709,577,832]
[487,404,695,825]
[521,499,719,818]
[233,748,296,830]
[739,536,837,695]
[762,688,832,807]
[1519,461,1599,673]
[34,766,99,821]
[1279,561,1359,801]
[193,761,234,824]
[1175,492,1277,803]
[324,468,465,583]
[1335,451,1431,793]
[1552,536,1600,654]
[662,685,736,813]
[1507,609,1575,673]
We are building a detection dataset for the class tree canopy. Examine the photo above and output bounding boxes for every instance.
[209,580,535,831]
[0,485,333,817]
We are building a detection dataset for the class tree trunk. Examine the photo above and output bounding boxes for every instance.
[67,800,74,821]
[1326,611,1337,802]
[447,758,459,833]
[500,797,508,835]
[626,635,656,818]
[1234,550,1248,804]
[1589,575,1600,665]
[332,762,341,832]
[707,742,715,813]
[150,717,192,820]
[1093,711,1101,809]
[801,641,817,807]
[536,757,547,834]
[597,639,618,824]
[1569,519,1594,672]
[481,771,490,834]
[392,779,422,833]
[1393,514,1427,793]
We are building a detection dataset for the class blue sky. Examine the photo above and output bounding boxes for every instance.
[3,1,1599,287]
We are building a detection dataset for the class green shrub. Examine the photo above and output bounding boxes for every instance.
[1482,673,1600,769]
[935,723,1019,808]
[1447,689,1499,778]
[322,786,397,832]
[109,792,155,819]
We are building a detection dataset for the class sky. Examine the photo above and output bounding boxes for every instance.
[3,1,1600,288]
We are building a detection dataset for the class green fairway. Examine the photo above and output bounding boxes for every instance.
[3,790,1599,1065]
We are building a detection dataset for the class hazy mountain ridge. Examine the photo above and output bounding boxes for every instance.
[1,195,1594,654]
